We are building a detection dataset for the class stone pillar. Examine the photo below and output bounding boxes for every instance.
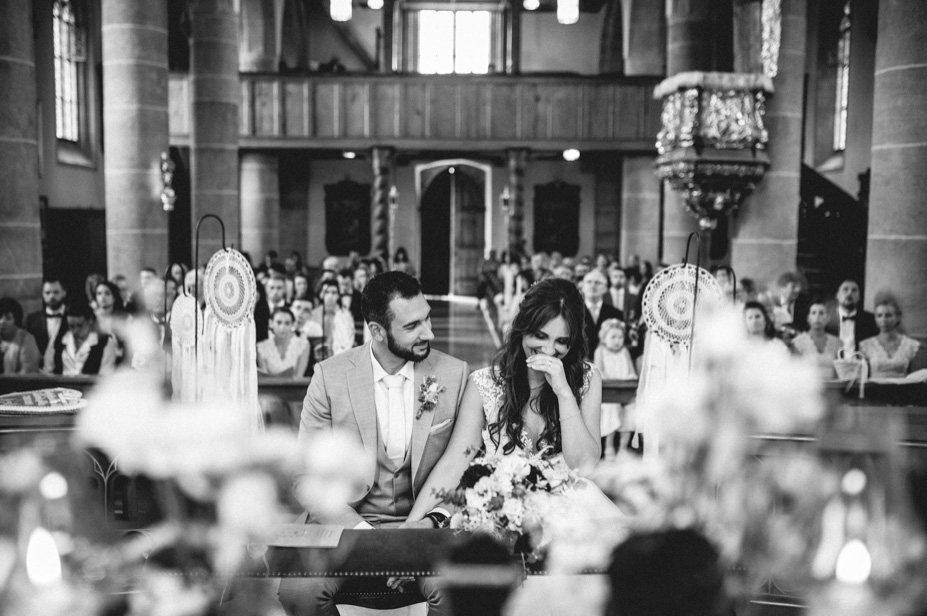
[190,0,240,258]
[731,0,806,288]
[240,153,280,262]
[239,0,277,72]
[102,2,170,282]
[622,0,665,76]
[621,156,662,265]
[506,149,528,256]
[865,0,927,336]
[371,147,394,263]
[0,0,43,306]
[662,0,712,264]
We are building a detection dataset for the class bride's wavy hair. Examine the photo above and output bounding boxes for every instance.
[489,278,588,455]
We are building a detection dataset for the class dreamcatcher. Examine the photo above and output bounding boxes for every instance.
[169,293,199,402]
[194,216,263,432]
[636,234,726,456]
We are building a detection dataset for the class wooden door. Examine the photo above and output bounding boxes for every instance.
[450,167,485,296]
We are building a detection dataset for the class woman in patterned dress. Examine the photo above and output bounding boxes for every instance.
[859,293,922,379]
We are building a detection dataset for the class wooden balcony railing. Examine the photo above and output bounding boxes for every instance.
[169,72,663,151]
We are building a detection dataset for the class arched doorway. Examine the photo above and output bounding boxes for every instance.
[419,165,486,296]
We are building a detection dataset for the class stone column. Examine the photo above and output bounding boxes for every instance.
[240,153,280,261]
[0,0,43,305]
[102,1,170,282]
[239,0,277,72]
[190,0,240,258]
[621,156,662,265]
[662,0,712,264]
[730,0,805,288]
[506,149,528,256]
[371,147,394,263]
[865,0,927,336]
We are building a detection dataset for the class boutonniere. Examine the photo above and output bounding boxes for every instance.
[417,375,446,419]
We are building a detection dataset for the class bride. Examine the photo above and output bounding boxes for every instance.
[404,278,621,531]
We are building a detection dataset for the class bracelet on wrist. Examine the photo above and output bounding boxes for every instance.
[424,511,450,528]
[559,412,581,422]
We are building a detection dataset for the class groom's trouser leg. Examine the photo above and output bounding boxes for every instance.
[277,576,344,616]
[417,576,450,616]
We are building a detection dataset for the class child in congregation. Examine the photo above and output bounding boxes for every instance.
[594,318,638,458]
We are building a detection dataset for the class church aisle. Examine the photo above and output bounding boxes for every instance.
[427,298,499,370]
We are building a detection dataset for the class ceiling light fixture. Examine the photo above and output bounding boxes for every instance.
[331,0,352,22]
[563,148,580,162]
[368,0,384,9]
[523,0,540,10]
[557,0,578,24]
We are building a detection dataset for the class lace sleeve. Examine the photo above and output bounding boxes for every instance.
[579,362,597,400]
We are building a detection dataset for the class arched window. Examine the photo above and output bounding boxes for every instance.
[53,0,87,143]
[833,1,851,152]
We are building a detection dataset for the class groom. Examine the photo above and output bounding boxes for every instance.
[278,271,470,616]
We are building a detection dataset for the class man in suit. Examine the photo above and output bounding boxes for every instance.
[278,271,469,616]
[581,269,623,359]
[24,278,69,372]
[605,264,639,323]
[771,271,812,339]
[825,279,878,350]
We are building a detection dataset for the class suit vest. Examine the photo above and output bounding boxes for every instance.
[53,334,110,375]
[356,426,414,522]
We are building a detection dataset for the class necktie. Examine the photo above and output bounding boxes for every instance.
[382,374,407,466]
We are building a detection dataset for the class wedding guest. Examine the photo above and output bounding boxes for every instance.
[606,528,733,616]
[25,278,69,368]
[771,271,811,340]
[94,280,128,365]
[594,319,637,458]
[168,263,188,292]
[582,269,623,359]
[112,274,131,308]
[606,264,638,322]
[353,264,369,293]
[265,272,289,313]
[257,307,311,378]
[292,272,312,303]
[84,272,106,309]
[337,267,364,342]
[308,279,355,361]
[790,298,840,379]
[391,246,416,276]
[0,298,40,374]
[859,293,922,379]
[744,301,788,351]
[51,303,117,376]
[825,279,878,351]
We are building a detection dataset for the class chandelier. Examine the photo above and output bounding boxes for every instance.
[654,72,774,230]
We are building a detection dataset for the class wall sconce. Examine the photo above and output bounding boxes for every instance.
[500,186,511,217]
[160,151,176,212]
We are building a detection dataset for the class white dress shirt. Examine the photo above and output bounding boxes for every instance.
[370,346,415,456]
[838,307,857,350]
[586,300,603,323]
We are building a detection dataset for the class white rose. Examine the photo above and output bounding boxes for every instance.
[498,455,530,479]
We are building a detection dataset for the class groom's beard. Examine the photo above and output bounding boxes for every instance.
[386,330,430,362]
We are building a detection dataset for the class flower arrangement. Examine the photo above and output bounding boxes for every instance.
[438,448,577,557]
[417,375,445,419]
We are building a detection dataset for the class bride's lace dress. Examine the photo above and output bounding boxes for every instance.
[471,365,623,523]
[471,364,624,616]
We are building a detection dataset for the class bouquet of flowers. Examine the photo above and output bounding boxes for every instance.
[438,449,577,558]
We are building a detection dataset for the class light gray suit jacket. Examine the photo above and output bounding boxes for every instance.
[297,342,469,526]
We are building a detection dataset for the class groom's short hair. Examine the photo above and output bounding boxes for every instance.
[362,271,423,329]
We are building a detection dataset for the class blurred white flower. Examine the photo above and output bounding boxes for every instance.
[294,430,367,517]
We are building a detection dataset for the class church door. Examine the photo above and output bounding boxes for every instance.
[420,165,485,296]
